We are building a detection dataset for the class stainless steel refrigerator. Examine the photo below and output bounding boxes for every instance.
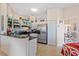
[38,20,57,45]
[38,24,47,44]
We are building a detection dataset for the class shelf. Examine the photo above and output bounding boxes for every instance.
[13,24,20,25]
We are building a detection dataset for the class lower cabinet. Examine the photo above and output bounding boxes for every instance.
[9,38,29,56]
[28,38,37,56]
[0,35,37,56]
[1,36,11,55]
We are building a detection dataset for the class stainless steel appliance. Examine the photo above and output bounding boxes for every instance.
[38,20,57,45]
[38,24,47,44]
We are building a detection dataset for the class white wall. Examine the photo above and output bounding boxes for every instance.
[47,8,57,19]
[57,19,64,47]
[63,4,79,42]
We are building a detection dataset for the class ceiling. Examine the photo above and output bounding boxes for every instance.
[9,3,78,19]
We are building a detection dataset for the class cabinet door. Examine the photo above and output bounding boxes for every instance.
[9,38,29,56]
[1,36,10,55]
[29,38,37,56]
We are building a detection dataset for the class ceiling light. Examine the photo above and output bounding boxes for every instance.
[31,8,38,12]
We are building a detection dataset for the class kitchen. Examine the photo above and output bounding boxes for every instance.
[0,3,60,56]
[0,3,78,56]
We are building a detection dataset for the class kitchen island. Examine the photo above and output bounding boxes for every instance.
[0,34,37,56]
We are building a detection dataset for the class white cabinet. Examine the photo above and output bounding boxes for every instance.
[1,36,11,55]
[0,35,37,56]
[29,38,37,56]
[0,35,29,56]
[9,38,29,56]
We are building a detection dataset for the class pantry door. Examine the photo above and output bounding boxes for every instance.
[47,20,57,46]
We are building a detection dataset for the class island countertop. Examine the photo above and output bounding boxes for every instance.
[0,33,38,40]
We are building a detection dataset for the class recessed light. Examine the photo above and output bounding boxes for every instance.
[31,8,38,12]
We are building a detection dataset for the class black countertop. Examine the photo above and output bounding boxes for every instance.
[0,34,37,40]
